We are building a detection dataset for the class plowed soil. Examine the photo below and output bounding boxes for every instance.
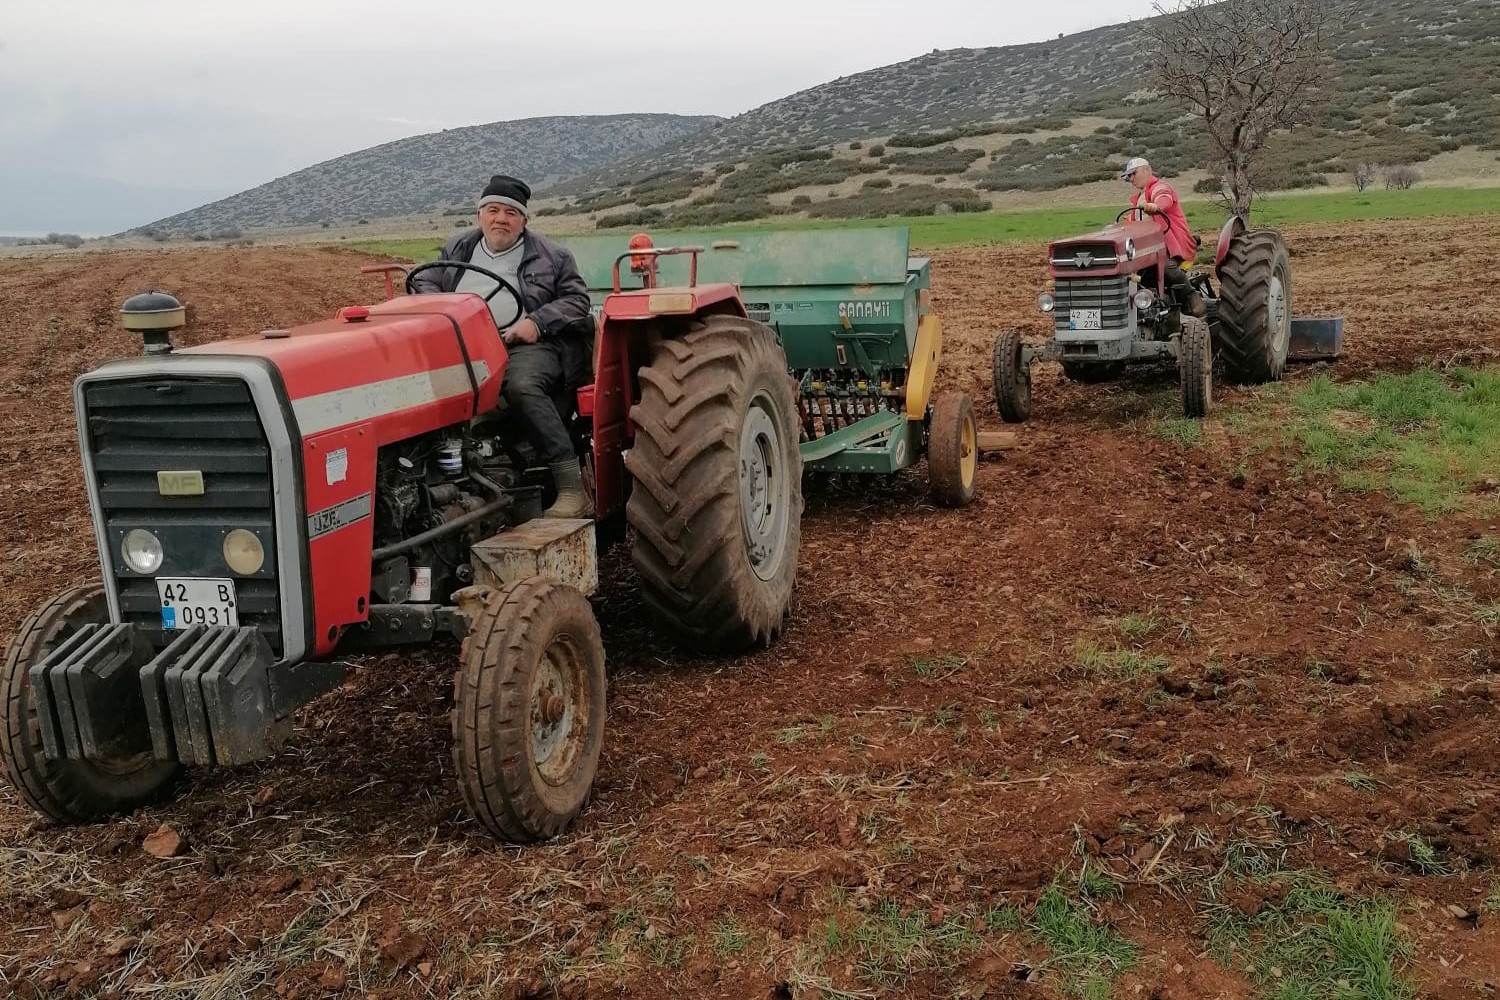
[2,217,1499,999]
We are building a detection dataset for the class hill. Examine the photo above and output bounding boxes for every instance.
[134,114,718,237]
[546,0,1499,229]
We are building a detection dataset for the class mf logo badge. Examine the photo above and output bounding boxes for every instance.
[1073,252,1094,269]
[1125,239,1137,261]
[157,470,204,496]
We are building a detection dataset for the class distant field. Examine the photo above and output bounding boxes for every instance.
[350,185,1500,259]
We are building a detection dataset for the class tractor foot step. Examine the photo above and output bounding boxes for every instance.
[31,624,154,762]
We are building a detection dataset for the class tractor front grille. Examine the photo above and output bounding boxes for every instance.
[1053,276,1131,334]
[82,376,283,655]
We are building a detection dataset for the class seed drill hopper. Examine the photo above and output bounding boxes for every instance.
[558,227,979,506]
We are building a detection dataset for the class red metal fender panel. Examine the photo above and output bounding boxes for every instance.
[1215,215,1249,269]
[301,426,379,656]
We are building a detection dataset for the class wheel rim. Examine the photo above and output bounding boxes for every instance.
[960,411,977,489]
[1268,271,1290,356]
[738,389,791,583]
[529,634,588,787]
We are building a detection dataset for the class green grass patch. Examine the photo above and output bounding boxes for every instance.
[1029,881,1138,999]
[1117,611,1161,640]
[1075,641,1169,682]
[1151,417,1204,446]
[1207,878,1415,1000]
[345,186,1500,256]
[1245,368,1500,518]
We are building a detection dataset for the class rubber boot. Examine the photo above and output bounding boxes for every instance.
[544,459,594,519]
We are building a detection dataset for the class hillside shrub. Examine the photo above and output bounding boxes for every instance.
[595,208,665,229]
[790,194,812,207]
[880,147,985,175]
[868,144,885,157]
[862,177,892,190]
[807,184,988,219]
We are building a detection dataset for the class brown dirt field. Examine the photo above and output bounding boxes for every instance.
[2,218,1500,999]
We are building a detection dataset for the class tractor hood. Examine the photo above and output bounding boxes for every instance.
[1048,219,1166,278]
[172,293,508,439]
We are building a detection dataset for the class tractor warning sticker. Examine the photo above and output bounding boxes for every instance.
[307,493,372,540]
[325,448,348,485]
[838,301,892,320]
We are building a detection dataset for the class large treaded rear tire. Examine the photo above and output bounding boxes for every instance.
[2,584,180,824]
[1179,316,1213,419]
[928,391,978,508]
[452,578,606,842]
[1216,229,1291,385]
[991,329,1032,423]
[626,314,802,654]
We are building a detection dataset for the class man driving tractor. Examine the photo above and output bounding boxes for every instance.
[1122,156,1206,317]
[411,174,595,518]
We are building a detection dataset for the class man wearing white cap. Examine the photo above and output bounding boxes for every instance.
[412,174,596,517]
[1121,157,1205,316]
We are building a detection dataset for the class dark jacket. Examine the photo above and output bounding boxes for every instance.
[412,226,595,384]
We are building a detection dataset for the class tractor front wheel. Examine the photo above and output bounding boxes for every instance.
[2,584,180,824]
[627,314,803,653]
[1179,316,1213,419]
[991,329,1032,423]
[452,578,606,842]
[1215,228,1292,384]
[928,391,978,508]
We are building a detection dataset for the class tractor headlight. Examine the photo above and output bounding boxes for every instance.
[1133,289,1155,310]
[223,529,266,576]
[121,529,164,575]
[1038,293,1056,313]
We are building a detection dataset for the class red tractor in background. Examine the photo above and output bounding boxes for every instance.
[2,241,802,842]
[992,212,1293,419]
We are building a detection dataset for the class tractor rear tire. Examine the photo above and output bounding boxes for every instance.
[1215,228,1291,384]
[1061,361,1126,384]
[626,314,802,653]
[992,329,1032,423]
[928,391,978,508]
[2,584,181,824]
[452,578,606,842]
[1179,316,1213,419]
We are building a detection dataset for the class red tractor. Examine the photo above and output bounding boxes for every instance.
[991,213,1292,419]
[2,242,802,841]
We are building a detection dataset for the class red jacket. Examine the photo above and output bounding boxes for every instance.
[1132,178,1196,262]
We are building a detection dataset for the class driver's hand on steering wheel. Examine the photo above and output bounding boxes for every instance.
[502,317,541,346]
[1142,201,1159,215]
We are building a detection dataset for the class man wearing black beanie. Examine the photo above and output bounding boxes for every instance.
[412,174,595,518]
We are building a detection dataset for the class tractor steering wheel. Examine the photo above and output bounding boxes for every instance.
[405,260,525,333]
[1117,205,1174,236]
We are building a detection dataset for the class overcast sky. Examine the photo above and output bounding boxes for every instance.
[1,0,1161,196]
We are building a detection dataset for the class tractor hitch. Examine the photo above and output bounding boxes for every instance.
[31,626,346,768]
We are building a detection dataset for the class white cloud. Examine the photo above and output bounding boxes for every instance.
[0,0,1160,190]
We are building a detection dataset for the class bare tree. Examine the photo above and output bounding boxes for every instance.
[1351,162,1375,192]
[1384,164,1423,191]
[1141,0,1343,217]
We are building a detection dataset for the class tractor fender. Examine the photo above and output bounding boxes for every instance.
[1214,215,1248,269]
[904,313,943,421]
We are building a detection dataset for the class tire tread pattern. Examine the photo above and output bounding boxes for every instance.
[625,314,803,653]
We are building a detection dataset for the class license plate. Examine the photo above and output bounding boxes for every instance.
[157,578,239,629]
[1069,308,1102,331]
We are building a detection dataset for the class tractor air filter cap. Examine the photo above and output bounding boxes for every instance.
[122,290,185,354]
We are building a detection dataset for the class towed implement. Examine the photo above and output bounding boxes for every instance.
[558,226,980,506]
